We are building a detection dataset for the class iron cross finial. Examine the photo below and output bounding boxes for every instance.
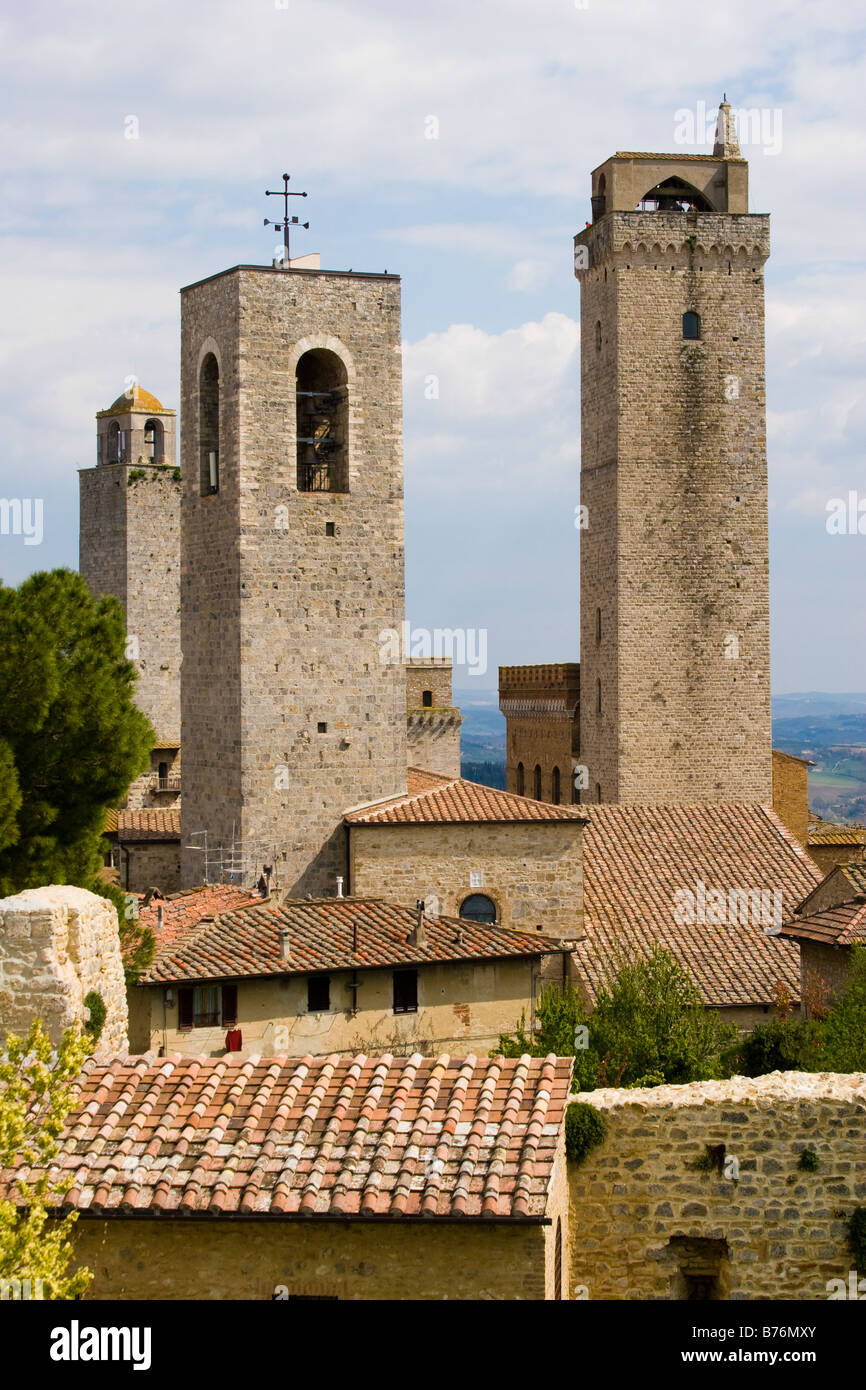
[264,173,309,264]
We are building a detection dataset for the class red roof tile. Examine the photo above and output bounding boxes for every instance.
[105,809,181,841]
[575,804,823,1008]
[781,898,866,948]
[3,1052,573,1220]
[808,820,866,846]
[139,885,265,951]
[138,897,561,984]
[345,773,587,825]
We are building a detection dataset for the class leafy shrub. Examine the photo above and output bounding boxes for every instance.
[83,990,106,1042]
[847,1208,866,1270]
[565,1103,607,1165]
[797,1148,819,1172]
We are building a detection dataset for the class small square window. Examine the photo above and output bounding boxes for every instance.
[317,721,327,733]
[325,522,335,536]
[307,975,330,1012]
[393,969,418,1014]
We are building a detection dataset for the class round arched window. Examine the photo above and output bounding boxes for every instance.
[459,894,497,924]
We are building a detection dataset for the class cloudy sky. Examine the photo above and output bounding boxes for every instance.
[1,0,864,690]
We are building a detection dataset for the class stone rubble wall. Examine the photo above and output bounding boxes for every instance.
[568,1071,866,1300]
[0,886,128,1053]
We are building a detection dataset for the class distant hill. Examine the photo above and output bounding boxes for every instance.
[456,687,866,822]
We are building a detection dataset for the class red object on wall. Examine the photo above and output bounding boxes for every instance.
[225,1028,242,1052]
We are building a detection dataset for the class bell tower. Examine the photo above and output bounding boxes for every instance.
[575,102,772,805]
[179,255,406,892]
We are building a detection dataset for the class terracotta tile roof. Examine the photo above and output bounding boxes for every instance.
[104,808,181,841]
[407,766,454,793]
[138,885,266,951]
[96,384,174,417]
[575,804,823,1008]
[3,1052,573,1220]
[780,899,866,948]
[138,898,562,985]
[841,863,866,895]
[808,820,866,846]
[345,774,587,825]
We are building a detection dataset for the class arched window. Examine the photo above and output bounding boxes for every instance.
[596,782,602,803]
[596,679,602,715]
[460,894,496,924]
[552,767,561,805]
[108,421,122,462]
[533,765,542,800]
[199,354,220,496]
[683,311,701,341]
[296,349,348,493]
[144,418,164,463]
[516,762,525,796]
[637,177,712,213]
[422,690,433,708]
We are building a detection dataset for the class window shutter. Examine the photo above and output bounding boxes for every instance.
[222,984,238,1027]
[178,987,193,1030]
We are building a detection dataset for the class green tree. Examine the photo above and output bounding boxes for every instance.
[0,1021,91,1299]
[0,570,154,976]
[497,947,734,1090]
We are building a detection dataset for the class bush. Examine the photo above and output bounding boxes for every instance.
[797,1148,819,1172]
[83,990,106,1042]
[565,1103,606,1165]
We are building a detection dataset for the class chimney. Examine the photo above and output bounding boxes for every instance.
[278,926,291,961]
[157,904,165,931]
[336,875,344,898]
[411,899,427,948]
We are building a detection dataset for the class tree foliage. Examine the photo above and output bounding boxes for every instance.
[497,947,735,1090]
[0,570,154,973]
[0,1021,91,1299]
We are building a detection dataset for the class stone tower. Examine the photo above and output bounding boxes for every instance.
[499,664,580,803]
[79,385,181,747]
[405,658,462,778]
[180,260,406,893]
[574,103,772,805]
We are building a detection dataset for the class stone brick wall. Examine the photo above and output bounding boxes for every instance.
[72,1215,552,1300]
[800,941,853,1010]
[115,840,182,895]
[772,750,810,848]
[568,1072,866,1300]
[349,821,583,937]
[180,266,407,894]
[0,886,128,1053]
[79,463,181,744]
[575,206,773,805]
[499,664,580,804]
[132,953,558,1057]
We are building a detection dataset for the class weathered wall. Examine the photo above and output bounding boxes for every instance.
[115,840,182,895]
[500,665,580,803]
[72,1214,552,1300]
[568,1072,866,1300]
[349,821,583,937]
[406,710,462,778]
[772,750,810,849]
[180,266,407,895]
[0,886,128,1053]
[132,954,555,1058]
[575,208,773,804]
[800,941,853,1009]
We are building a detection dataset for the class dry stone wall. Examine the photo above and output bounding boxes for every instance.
[568,1072,866,1300]
[0,886,128,1053]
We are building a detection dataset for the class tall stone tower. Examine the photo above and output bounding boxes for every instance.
[180,259,406,893]
[574,103,772,805]
[79,385,181,747]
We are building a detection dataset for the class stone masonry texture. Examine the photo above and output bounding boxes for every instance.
[180,266,407,894]
[575,197,773,804]
[568,1071,866,1300]
[0,886,128,1053]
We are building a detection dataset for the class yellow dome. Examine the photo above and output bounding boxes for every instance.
[97,384,173,418]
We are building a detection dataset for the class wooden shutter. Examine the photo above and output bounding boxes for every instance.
[222,984,238,1027]
[177,987,193,1030]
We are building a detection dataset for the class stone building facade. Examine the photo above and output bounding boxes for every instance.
[771,748,812,848]
[0,886,128,1053]
[79,385,181,747]
[405,657,462,778]
[180,265,407,894]
[574,106,773,805]
[499,663,580,803]
[567,1072,866,1300]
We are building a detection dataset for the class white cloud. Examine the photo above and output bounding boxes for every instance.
[506,259,552,292]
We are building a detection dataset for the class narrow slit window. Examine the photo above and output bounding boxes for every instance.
[682,311,701,340]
